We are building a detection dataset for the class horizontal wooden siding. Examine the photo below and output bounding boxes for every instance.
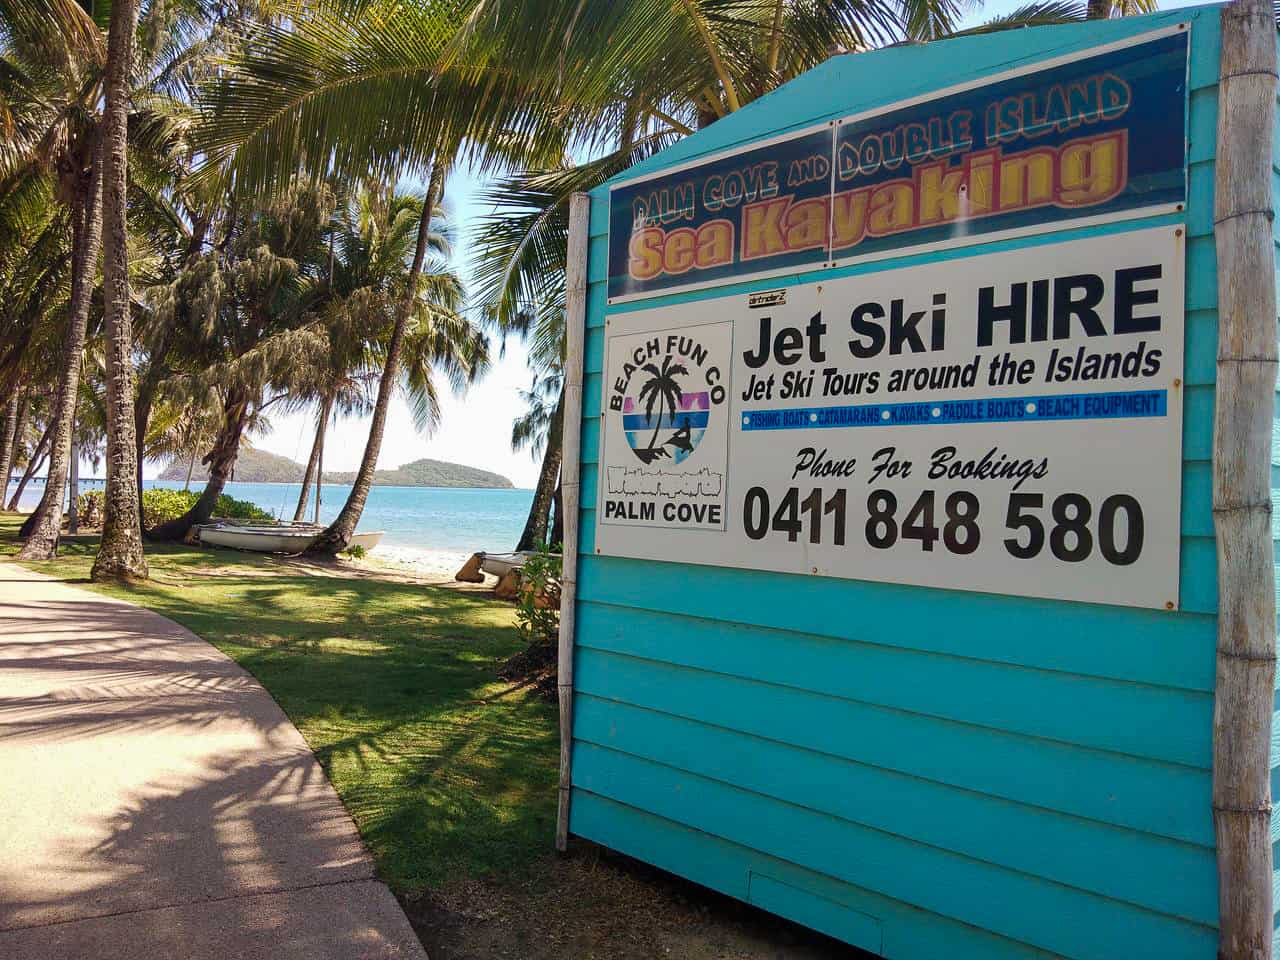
[570,9,1226,959]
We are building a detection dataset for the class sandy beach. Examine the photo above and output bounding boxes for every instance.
[357,543,477,582]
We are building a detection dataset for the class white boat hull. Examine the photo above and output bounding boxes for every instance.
[479,551,535,578]
[199,526,384,554]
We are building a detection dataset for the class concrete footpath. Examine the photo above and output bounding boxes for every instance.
[0,564,428,959]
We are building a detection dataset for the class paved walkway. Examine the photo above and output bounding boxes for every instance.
[0,564,428,959]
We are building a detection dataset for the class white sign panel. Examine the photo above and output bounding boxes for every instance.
[596,227,1184,610]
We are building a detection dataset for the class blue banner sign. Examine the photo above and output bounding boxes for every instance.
[607,28,1188,302]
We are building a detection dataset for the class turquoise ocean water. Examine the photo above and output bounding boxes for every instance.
[16,479,534,554]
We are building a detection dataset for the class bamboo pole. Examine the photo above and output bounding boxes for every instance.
[556,192,591,853]
[1212,2,1278,957]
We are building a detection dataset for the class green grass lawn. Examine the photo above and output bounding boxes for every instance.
[0,514,558,895]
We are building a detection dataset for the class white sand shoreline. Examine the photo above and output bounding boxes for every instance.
[357,543,476,580]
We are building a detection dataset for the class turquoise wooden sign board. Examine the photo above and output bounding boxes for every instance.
[563,5,1280,958]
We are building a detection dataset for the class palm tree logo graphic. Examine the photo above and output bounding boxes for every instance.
[634,355,689,464]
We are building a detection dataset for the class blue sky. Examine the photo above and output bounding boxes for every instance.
[241,0,1205,488]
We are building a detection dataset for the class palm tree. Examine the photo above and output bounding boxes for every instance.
[92,0,148,581]
[290,328,376,522]
[511,371,563,551]
[2,0,239,557]
[308,170,488,554]
[293,185,422,522]
[2,0,115,557]
[142,402,221,490]
[7,417,53,512]
[637,356,687,461]
[305,174,437,554]
[196,0,1078,196]
[147,181,337,542]
[0,180,71,506]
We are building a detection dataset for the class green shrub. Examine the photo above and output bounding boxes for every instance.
[514,543,562,647]
[342,544,367,559]
[140,488,274,528]
[212,493,275,523]
[141,489,197,527]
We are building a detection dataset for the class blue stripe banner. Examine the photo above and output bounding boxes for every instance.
[740,389,1166,431]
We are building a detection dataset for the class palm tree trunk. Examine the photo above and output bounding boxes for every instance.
[550,479,564,547]
[308,164,444,555]
[1086,0,1111,17]
[294,394,332,521]
[517,436,562,551]
[315,421,325,525]
[4,392,30,507]
[9,416,51,512]
[183,452,196,491]
[19,136,103,556]
[516,387,564,551]
[149,392,249,542]
[0,391,21,510]
[67,436,79,535]
[92,0,148,582]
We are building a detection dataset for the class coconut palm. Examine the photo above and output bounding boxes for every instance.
[92,0,149,581]
[288,308,378,523]
[147,181,337,541]
[0,179,72,505]
[3,0,106,557]
[196,0,1074,194]
[293,184,429,522]
[142,402,221,491]
[2,0,259,558]
[7,416,53,512]
[307,173,489,554]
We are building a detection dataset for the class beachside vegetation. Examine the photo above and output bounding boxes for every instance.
[514,543,563,648]
[76,488,274,528]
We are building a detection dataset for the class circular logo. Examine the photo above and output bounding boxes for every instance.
[621,354,711,465]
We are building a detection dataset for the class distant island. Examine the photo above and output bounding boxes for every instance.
[159,445,514,488]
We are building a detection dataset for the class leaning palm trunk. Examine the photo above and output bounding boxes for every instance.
[0,392,20,509]
[517,432,562,551]
[9,417,52,511]
[516,388,564,551]
[549,479,563,547]
[294,394,332,521]
[19,139,104,555]
[92,0,148,582]
[148,392,250,542]
[308,165,443,555]
[9,451,48,512]
[4,393,31,505]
